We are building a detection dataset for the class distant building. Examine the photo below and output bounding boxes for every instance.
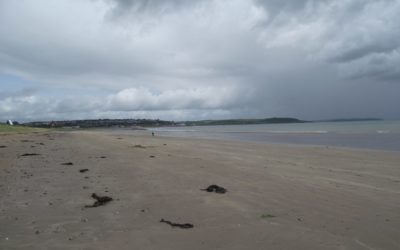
[6,120,14,126]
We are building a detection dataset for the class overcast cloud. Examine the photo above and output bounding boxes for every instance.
[0,0,399,122]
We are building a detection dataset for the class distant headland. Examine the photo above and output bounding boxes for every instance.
[184,117,306,126]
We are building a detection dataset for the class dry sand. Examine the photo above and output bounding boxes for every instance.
[1,130,399,250]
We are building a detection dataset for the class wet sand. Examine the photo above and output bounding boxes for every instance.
[1,130,400,249]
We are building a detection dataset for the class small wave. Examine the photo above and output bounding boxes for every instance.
[267,130,329,134]
[154,129,329,134]
[155,129,198,132]
[377,130,390,134]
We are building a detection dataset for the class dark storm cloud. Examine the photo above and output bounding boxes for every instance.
[255,0,400,82]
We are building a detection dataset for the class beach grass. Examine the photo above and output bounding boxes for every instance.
[0,124,48,134]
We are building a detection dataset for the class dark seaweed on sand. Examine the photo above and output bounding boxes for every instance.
[201,185,227,194]
[160,219,194,229]
[85,193,112,208]
[20,153,40,156]
[61,162,73,165]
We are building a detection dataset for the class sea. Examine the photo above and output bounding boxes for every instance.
[148,120,400,151]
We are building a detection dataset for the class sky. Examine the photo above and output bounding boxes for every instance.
[0,0,399,122]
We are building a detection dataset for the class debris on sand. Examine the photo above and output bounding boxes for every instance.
[160,219,194,229]
[0,145,7,148]
[100,156,107,159]
[85,193,113,208]
[201,185,227,194]
[132,144,146,149]
[21,140,34,143]
[61,162,73,166]
[79,169,89,173]
[149,155,155,158]
[20,153,40,157]
[261,214,276,219]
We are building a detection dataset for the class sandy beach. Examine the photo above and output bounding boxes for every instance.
[1,130,399,250]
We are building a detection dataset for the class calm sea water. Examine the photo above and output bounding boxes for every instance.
[149,120,400,151]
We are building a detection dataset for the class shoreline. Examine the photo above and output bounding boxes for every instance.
[1,130,400,249]
[105,127,400,153]
[142,120,400,152]
[154,133,400,154]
